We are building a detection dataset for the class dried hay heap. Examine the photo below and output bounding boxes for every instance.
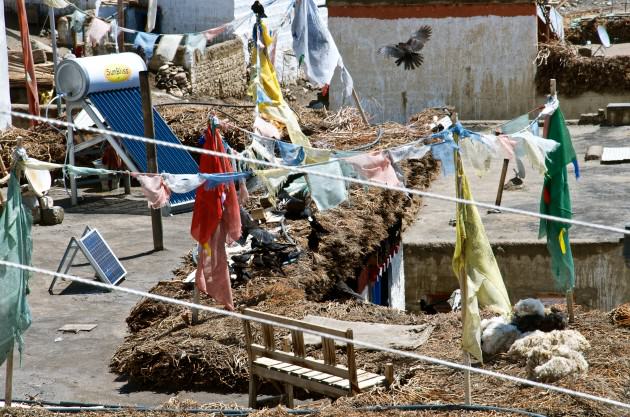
[535,42,630,96]
[111,107,442,392]
[609,303,630,328]
[0,124,66,171]
[566,16,630,45]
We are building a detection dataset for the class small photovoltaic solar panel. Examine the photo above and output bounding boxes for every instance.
[78,229,126,286]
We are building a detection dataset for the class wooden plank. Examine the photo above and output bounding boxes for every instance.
[254,357,281,367]
[332,371,379,388]
[243,320,253,357]
[278,364,303,373]
[286,367,312,376]
[302,370,323,379]
[309,372,336,382]
[252,365,348,399]
[385,363,394,388]
[262,324,275,349]
[284,382,294,408]
[322,337,336,366]
[57,324,97,333]
[345,329,358,394]
[358,375,386,389]
[250,344,348,379]
[243,309,347,338]
[291,330,305,357]
[336,376,386,390]
[320,375,344,384]
[270,362,293,371]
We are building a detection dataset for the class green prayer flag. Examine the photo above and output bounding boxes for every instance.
[539,108,577,291]
[0,172,33,365]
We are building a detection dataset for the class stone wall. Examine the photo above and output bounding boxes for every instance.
[190,37,247,99]
[403,240,630,312]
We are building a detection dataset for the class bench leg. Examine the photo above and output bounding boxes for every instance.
[249,374,258,409]
[284,383,294,408]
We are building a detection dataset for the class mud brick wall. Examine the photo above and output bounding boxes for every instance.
[191,38,247,99]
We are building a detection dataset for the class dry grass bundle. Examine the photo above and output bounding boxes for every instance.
[0,124,66,170]
[535,41,630,96]
[609,303,630,327]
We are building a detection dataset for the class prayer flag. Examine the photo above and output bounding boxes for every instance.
[0,173,32,365]
[452,167,511,363]
[539,108,577,291]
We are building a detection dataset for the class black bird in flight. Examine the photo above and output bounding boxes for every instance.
[251,1,267,18]
[378,26,432,70]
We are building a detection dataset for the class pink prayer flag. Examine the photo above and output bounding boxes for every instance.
[345,151,401,186]
[195,222,234,311]
[203,25,228,41]
[86,18,111,46]
[254,116,282,139]
[134,174,171,209]
[497,135,518,159]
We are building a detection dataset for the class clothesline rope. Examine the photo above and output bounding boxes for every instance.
[57,0,277,35]
[5,109,630,237]
[0,259,628,412]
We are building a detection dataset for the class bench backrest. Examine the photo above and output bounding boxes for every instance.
[242,308,359,393]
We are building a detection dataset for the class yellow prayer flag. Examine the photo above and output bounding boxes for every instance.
[452,167,512,363]
[251,21,311,147]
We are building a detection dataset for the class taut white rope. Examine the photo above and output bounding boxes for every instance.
[5,110,629,237]
[0,260,629,411]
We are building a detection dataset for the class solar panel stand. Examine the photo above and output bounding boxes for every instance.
[49,227,127,294]
[64,100,140,206]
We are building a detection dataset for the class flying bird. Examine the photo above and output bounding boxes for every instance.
[378,26,432,70]
[251,1,267,18]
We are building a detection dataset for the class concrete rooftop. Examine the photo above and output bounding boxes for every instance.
[404,124,630,246]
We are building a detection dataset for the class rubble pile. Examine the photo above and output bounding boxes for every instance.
[155,63,192,97]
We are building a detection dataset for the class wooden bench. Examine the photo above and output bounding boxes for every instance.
[242,308,393,408]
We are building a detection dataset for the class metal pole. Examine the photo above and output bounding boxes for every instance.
[67,105,78,205]
[139,71,163,251]
[117,0,125,51]
[4,345,13,407]
[48,6,61,115]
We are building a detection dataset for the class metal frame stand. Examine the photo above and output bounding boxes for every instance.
[64,100,140,206]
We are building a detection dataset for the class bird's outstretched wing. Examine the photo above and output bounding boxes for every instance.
[378,45,405,59]
[407,25,432,51]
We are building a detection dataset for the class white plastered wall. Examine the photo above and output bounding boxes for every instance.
[329,15,538,122]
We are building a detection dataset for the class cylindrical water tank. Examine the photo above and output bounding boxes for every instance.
[55,53,147,101]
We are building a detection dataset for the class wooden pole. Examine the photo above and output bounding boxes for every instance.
[453,112,472,405]
[547,78,574,322]
[192,285,200,324]
[139,71,164,251]
[48,6,62,115]
[4,345,13,407]
[16,0,40,125]
[490,158,510,211]
[351,88,370,126]
[117,0,125,52]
